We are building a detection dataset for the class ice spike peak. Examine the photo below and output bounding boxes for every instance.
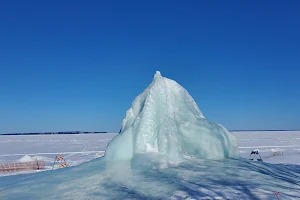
[154,71,162,79]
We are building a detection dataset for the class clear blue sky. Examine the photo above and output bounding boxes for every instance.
[0,0,299,133]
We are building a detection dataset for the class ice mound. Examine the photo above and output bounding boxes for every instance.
[105,71,239,160]
[17,155,36,162]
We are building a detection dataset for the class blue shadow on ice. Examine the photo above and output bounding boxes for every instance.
[0,155,300,200]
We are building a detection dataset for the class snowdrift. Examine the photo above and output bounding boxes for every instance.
[105,71,239,160]
[17,155,36,163]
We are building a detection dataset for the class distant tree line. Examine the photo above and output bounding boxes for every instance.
[0,131,108,135]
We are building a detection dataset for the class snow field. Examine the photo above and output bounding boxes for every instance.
[0,131,299,177]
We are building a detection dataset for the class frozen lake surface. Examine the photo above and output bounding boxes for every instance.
[1,131,299,172]
[0,131,300,199]
[0,133,114,175]
[235,131,300,165]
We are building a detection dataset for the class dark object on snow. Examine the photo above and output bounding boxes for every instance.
[249,150,263,162]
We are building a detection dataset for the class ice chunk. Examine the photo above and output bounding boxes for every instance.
[154,70,162,78]
[105,71,239,160]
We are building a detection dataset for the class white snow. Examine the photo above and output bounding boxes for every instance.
[1,131,299,174]
[0,132,300,199]
[0,133,115,176]
[235,131,300,165]
[105,71,239,160]
[17,155,36,162]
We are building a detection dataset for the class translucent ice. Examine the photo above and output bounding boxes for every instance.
[105,71,239,160]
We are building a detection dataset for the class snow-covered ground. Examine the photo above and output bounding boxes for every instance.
[234,131,300,165]
[0,131,300,199]
[0,133,115,176]
[0,131,299,177]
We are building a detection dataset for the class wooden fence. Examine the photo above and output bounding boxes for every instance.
[0,160,46,172]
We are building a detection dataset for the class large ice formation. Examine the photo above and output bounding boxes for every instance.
[105,71,239,160]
